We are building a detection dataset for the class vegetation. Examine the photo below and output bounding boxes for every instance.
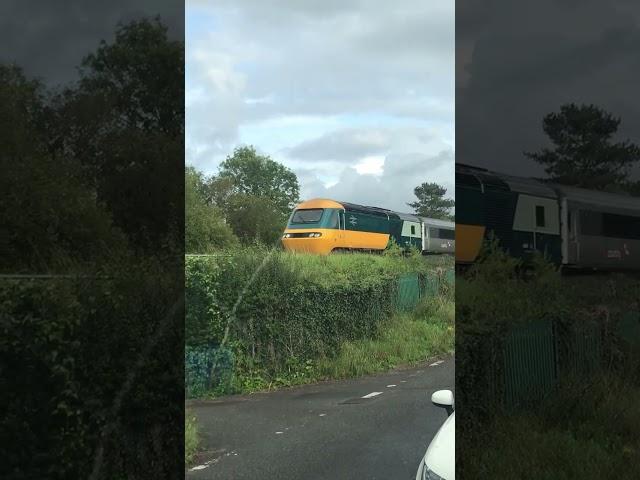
[525,103,640,191]
[185,249,453,397]
[2,18,184,479]
[407,182,455,220]
[185,412,199,467]
[457,242,640,479]
[315,285,454,380]
[187,146,301,247]
[186,166,237,252]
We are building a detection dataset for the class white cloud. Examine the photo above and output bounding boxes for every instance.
[186,0,454,208]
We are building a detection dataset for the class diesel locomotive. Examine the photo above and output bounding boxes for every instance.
[456,163,640,270]
[281,198,455,255]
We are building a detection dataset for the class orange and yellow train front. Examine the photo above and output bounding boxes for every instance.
[281,199,391,255]
[281,199,345,255]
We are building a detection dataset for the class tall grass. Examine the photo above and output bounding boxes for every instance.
[185,412,198,467]
[315,294,454,379]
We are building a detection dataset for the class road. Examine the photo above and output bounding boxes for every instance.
[187,355,454,480]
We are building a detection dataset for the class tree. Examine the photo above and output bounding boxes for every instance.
[185,167,237,253]
[53,18,184,253]
[524,103,640,190]
[0,64,128,273]
[225,195,287,245]
[408,182,455,220]
[218,146,300,215]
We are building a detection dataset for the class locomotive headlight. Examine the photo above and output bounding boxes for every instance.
[283,233,291,238]
[307,232,322,238]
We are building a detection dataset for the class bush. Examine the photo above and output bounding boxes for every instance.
[1,261,183,479]
[185,248,451,396]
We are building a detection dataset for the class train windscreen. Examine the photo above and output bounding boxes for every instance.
[290,209,324,224]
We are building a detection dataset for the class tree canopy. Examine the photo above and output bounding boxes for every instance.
[407,182,455,220]
[524,103,640,190]
[218,146,300,215]
[185,167,237,253]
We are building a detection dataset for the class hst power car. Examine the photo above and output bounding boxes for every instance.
[456,163,640,270]
[281,198,454,255]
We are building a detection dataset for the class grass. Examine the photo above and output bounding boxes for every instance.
[460,373,640,479]
[185,411,199,468]
[315,294,454,379]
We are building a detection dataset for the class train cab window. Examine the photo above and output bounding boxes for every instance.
[536,205,545,227]
[291,208,323,224]
[410,225,416,235]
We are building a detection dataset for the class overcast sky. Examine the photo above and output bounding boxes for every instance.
[0,1,183,86]
[457,0,640,178]
[186,0,454,213]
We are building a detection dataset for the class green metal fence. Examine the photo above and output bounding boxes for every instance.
[396,274,421,311]
[503,319,557,408]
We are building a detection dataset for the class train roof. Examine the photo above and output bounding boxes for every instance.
[456,163,640,212]
[297,198,451,223]
[551,184,640,212]
[456,163,557,198]
[420,217,455,228]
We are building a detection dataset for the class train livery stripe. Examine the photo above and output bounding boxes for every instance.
[456,224,485,263]
[282,228,389,255]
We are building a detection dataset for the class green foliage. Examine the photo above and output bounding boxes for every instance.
[0,263,184,479]
[185,166,237,252]
[383,237,405,257]
[52,17,184,253]
[185,249,451,397]
[185,412,199,467]
[524,103,640,190]
[407,182,455,220]
[225,194,287,245]
[316,296,454,379]
[460,374,640,479]
[218,146,300,214]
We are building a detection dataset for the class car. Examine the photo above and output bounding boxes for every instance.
[415,390,455,480]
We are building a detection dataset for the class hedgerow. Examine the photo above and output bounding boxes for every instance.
[185,247,452,397]
[1,261,183,479]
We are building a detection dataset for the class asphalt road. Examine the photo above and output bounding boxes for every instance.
[187,356,454,480]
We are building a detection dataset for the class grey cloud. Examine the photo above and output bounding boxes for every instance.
[457,0,640,176]
[0,0,184,86]
[300,149,454,213]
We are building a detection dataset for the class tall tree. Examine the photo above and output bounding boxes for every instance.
[53,18,184,252]
[0,64,128,273]
[524,103,640,189]
[185,166,237,253]
[408,182,455,220]
[218,146,300,215]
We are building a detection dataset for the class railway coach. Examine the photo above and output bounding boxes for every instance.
[456,163,640,270]
[281,198,454,255]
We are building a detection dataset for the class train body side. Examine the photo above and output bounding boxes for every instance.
[455,165,562,265]
[281,198,451,255]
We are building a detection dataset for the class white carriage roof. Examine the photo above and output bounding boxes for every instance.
[419,217,455,228]
[551,184,640,211]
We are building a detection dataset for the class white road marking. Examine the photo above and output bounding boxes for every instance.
[319,413,326,417]
[361,391,383,399]
[190,465,207,471]
[429,360,444,367]
[275,431,283,434]
[400,380,407,383]
[386,384,396,388]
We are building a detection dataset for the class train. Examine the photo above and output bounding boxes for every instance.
[456,162,640,270]
[281,198,455,255]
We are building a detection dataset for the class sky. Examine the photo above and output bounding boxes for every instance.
[456,0,640,178]
[0,1,183,86]
[185,0,454,213]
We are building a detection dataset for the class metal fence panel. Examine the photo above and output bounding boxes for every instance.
[503,319,557,408]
